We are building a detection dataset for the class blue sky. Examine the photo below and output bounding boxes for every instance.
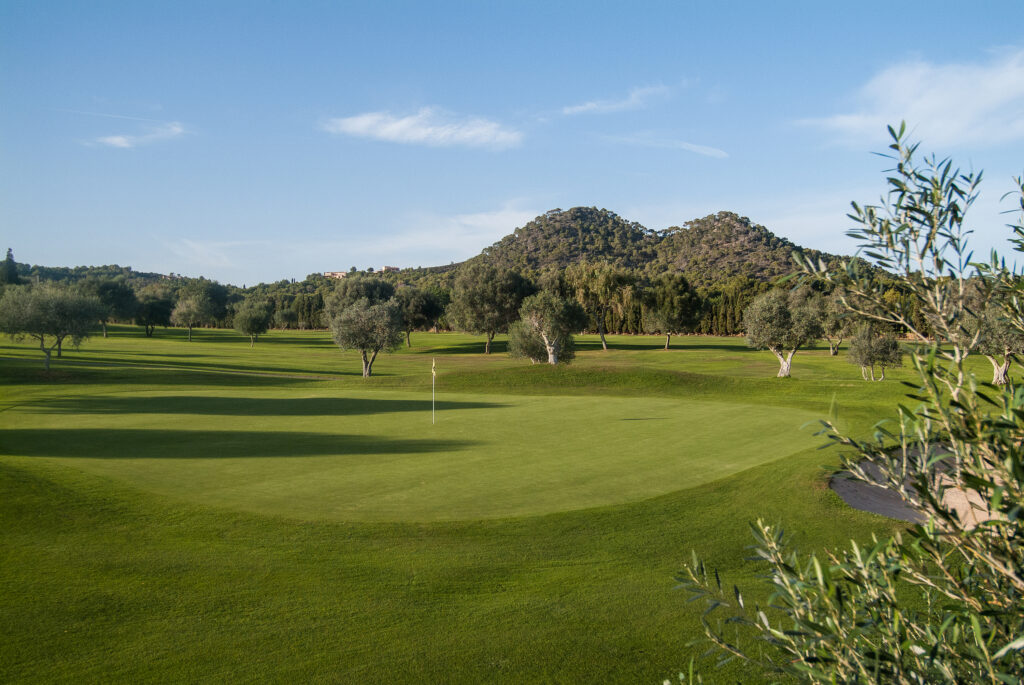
[3,1,1024,286]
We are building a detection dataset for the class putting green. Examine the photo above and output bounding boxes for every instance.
[2,387,822,521]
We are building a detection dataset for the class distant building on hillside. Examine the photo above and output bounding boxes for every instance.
[380,265,399,273]
[323,271,347,279]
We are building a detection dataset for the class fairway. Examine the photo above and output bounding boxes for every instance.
[2,387,819,521]
[0,329,911,683]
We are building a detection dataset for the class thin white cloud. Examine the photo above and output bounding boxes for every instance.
[562,85,671,115]
[278,202,540,270]
[93,121,185,149]
[604,132,728,159]
[163,238,273,269]
[802,48,1024,147]
[322,107,522,150]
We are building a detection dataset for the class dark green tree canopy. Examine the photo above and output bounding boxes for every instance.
[135,294,173,337]
[394,286,443,347]
[1,248,21,285]
[82,276,139,337]
[642,273,701,349]
[447,263,535,353]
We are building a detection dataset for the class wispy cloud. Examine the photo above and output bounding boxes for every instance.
[801,48,1024,147]
[562,85,671,116]
[93,121,186,149]
[163,238,273,269]
[604,132,728,159]
[321,107,522,149]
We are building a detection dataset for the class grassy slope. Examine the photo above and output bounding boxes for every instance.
[0,326,925,682]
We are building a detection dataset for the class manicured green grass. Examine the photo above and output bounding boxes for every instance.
[0,326,918,682]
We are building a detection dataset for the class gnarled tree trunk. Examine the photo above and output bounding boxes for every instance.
[360,347,381,378]
[771,348,795,377]
[485,331,494,354]
[541,333,559,365]
[665,333,671,350]
[986,354,1011,385]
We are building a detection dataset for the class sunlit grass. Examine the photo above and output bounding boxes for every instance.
[0,326,915,682]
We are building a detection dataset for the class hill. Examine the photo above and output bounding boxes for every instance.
[412,207,842,289]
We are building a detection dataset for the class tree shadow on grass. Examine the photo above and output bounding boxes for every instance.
[33,396,508,417]
[0,429,479,459]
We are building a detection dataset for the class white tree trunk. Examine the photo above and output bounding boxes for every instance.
[664,333,671,350]
[772,348,794,377]
[986,354,1010,385]
[541,333,559,365]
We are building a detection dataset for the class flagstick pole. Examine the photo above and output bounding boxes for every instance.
[432,358,436,425]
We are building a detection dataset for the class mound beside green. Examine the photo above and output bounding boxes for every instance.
[3,388,819,521]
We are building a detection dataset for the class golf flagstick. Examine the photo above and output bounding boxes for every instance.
[432,358,436,425]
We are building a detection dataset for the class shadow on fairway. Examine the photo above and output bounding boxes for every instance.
[34,396,508,417]
[0,429,479,459]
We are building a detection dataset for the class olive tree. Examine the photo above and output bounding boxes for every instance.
[847,322,902,380]
[233,299,273,347]
[974,305,1024,385]
[511,291,586,365]
[171,295,214,341]
[447,263,534,354]
[821,290,853,355]
[642,273,702,350]
[394,286,443,347]
[0,284,103,370]
[681,126,1024,684]
[83,277,138,338]
[329,298,403,377]
[135,293,173,337]
[743,287,823,377]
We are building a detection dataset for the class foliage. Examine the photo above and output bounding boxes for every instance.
[847,322,903,380]
[821,289,853,355]
[0,284,103,369]
[325,275,396,315]
[447,262,535,353]
[743,287,823,377]
[1,248,21,285]
[135,293,173,337]
[466,207,840,291]
[171,295,215,341]
[232,298,273,346]
[796,122,984,394]
[328,298,404,377]
[643,273,702,349]
[178,278,229,322]
[394,285,444,346]
[974,303,1024,385]
[564,261,634,350]
[514,291,586,365]
[82,276,139,337]
[684,125,1024,684]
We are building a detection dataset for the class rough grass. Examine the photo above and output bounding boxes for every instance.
[0,326,918,682]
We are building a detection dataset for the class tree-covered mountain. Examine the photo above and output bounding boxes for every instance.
[440,207,841,289]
